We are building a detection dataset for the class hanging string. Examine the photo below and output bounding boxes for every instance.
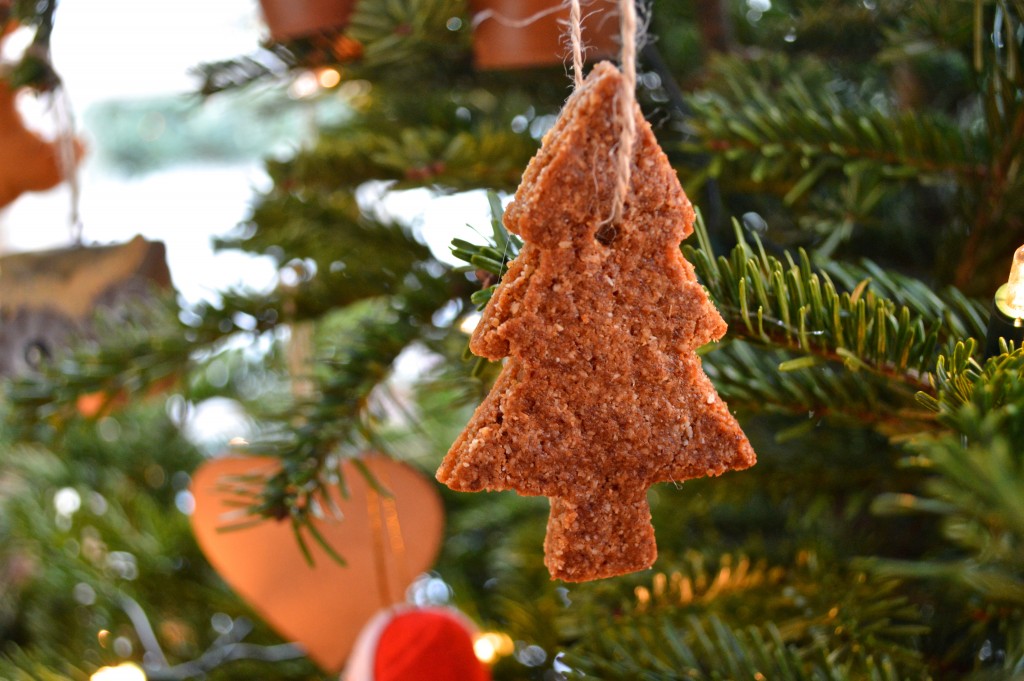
[609,0,638,227]
[471,4,564,30]
[381,493,410,591]
[53,87,82,245]
[365,484,394,607]
[569,0,584,88]
[568,0,638,228]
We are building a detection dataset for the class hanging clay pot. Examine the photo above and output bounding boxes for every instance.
[469,0,619,70]
[258,0,359,41]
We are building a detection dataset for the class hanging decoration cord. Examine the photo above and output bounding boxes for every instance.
[568,0,638,228]
[472,5,564,29]
[53,87,82,244]
[569,0,584,88]
[610,0,638,226]
[365,484,394,607]
[24,0,83,244]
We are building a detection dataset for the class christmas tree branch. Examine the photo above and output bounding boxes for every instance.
[865,349,1024,608]
[270,120,535,194]
[194,0,468,93]
[237,268,457,536]
[702,341,936,438]
[682,56,986,201]
[565,553,928,680]
[683,217,983,398]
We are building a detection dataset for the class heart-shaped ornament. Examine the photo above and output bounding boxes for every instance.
[0,80,85,209]
[190,454,444,673]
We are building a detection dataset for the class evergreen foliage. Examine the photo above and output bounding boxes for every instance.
[2,0,1023,679]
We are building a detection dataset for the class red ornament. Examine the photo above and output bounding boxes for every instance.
[343,607,492,681]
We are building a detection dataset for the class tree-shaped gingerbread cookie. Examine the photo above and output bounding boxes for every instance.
[437,62,756,582]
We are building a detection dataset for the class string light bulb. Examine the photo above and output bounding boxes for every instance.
[90,662,146,681]
[472,631,514,664]
[1001,245,1024,318]
[984,244,1024,358]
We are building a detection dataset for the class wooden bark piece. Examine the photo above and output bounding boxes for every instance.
[437,62,756,582]
[0,235,171,376]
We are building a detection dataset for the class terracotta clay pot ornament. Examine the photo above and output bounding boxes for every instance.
[258,0,360,41]
[469,0,619,70]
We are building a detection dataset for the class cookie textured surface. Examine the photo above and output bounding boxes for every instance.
[436,62,756,582]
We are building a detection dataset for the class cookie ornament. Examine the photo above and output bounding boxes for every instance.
[436,54,756,581]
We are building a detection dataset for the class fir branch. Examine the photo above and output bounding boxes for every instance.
[683,55,987,199]
[703,340,935,437]
[0,274,415,438]
[0,290,289,437]
[190,46,297,96]
[2,295,199,435]
[567,616,915,681]
[345,0,467,73]
[192,0,468,93]
[240,268,457,530]
[219,193,437,316]
[820,260,987,344]
[565,553,929,680]
[866,349,1024,609]
[451,191,523,310]
[684,217,982,398]
[0,646,88,681]
[271,121,535,194]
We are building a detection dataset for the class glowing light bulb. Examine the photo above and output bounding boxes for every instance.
[473,634,497,663]
[90,662,146,681]
[984,244,1024,358]
[1001,245,1024,319]
[316,68,341,89]
[473,631,514,664]
[288,71,320,99]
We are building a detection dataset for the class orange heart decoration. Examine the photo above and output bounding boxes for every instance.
[0,80,85,209]
[190,454,444,673]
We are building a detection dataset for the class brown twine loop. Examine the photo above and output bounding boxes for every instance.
[569,0,584,88]
[609,0,638,227]
[568,0,638,231]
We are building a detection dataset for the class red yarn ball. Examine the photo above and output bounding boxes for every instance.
[344,607,492,681]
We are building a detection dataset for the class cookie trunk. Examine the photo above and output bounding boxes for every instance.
[544,492,656,582]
